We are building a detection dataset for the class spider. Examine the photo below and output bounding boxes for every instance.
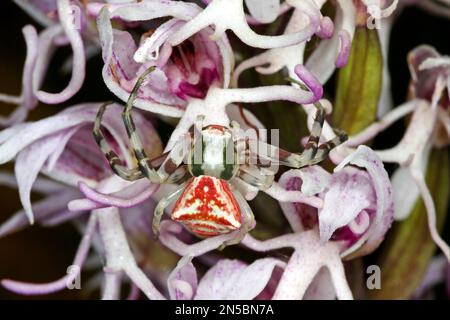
[93,67,347,246]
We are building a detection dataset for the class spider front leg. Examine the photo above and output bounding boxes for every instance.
[247,104,347,168]
[219,187,256,249]
[152,184,186,238]
[298,103,348,166]
[93,102,144,181]
[306,128,348,165]
[237,164,275,191]
[122,66,191,183]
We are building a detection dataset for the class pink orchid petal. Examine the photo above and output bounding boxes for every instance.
[0,103,161,179]
[76,179,159,209]
[336,30,351,68]
[316,16,334,39]
[304,267,336,300]
[168,258,198,300]
[13,0,57,27]
[265,182,323,208]
[226,104,266,134]
[97,8,184,117]
[242,232,352,300]
[306,0,356,84]
[407,45,444,100]
[280,166,331,196]
[0,171,64,194]
[32,25,63,94]
[195,258,285,300]
[35,0,86,104]
[15,129,77,223]
[159,221,239,257]
[0,104,98,164]
[276,167,330,231]
[335,145,394,257]
[0,25,38,127]
[133,19,184,64]
[391,166,421,220]
[108,0,201,22]
[96,206,166,300]
[170,0,321,49]
[0,189,80,238]
[318,167,374,243]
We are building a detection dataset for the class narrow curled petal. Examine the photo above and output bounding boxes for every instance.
[294,64,323,100]
[73,179,159,210]
[169,0,321,49]
[35,0,86,104]
[0,25,39,127]
[159,221,239,257]
[336,30,351,68]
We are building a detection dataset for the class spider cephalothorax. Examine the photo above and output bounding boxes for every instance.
[93,67,347,246]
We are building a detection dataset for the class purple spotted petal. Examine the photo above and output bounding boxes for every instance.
[318,166,375,244]
[335,145,394,257]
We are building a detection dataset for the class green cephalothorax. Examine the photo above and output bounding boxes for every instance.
[188,125,239,181]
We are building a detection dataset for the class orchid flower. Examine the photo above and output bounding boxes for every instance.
[167,255,286,300]
[96,1,233,117]
[1,0,449,301]
[0,0,155,127]
[169,0,326,50]
[0,103,169,299]
[233,0,355,86]
[343,45,450,262]
[0,100,276,299]
[156,145,393,300]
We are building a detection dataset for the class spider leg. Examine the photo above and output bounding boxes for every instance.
[93,102,145,181]
[152,184,186,238]
[307,128,348,165]
[220,187,255,249]
[122,66,191,183]
[297,103,348,165]
[301,104,326,161]
[238,164,275,191]
[244,104,347,168]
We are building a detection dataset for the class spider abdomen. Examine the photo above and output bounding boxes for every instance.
[171,175,241,237]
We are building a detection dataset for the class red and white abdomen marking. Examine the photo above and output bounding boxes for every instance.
[171,175,241,237]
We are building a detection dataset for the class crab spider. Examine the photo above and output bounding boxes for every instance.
[93,67,347,246]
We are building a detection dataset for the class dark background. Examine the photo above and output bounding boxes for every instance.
[0,1,449,299]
